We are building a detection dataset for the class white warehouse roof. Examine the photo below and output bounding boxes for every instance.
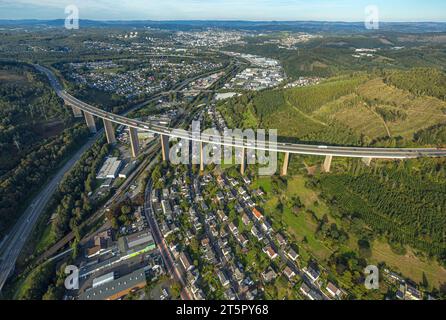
[96,157,122,179]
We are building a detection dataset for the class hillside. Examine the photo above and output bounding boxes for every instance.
[383,68,446,100]
[217,70,446,147]
[0,62,72,175]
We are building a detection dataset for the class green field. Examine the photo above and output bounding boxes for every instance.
[370,241,446,289]
[252,174,446,290]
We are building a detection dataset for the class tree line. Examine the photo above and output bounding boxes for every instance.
[383,68,446,101]
[0,124,90,238]
[316,159,446,265]
[0,61,72,175]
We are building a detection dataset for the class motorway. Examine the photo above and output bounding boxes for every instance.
[0,63,231,292]
[37,65,446,160]
[0,132,102,291]
[3,62,443,293]
[5,60,442,301]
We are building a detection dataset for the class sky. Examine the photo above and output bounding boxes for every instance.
[0,0,445,22]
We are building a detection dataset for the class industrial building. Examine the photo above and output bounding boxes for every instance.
[79,268,148,300]
[118,161,137,179]
[127,231,154,249]
[92,272,115,288]
[100,178,113,189]
[214,92,240,100]
[96,157,122,179]
[118,230,156,255]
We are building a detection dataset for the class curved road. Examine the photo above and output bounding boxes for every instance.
[0,133,101,292]
[37,65,446,160]
[3,62,444,293]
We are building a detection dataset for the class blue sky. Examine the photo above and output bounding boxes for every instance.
[0,0,445,21]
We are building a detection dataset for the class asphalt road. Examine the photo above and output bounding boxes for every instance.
[144,180,192,300]
[37,65,446,160]
[222,174,329,300]
[18,62,445,299]
[32,141,161,267]
[0,64,225,292]
[0,132,101,291]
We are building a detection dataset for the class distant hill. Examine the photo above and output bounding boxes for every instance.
[1,19,446,33]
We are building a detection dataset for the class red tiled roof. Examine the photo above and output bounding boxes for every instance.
[252,208,263,219]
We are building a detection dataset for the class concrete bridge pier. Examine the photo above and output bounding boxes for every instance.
[362,157,373,166]
[322,155,333,173]
[200,141,205,172]
[240,147,246,175]
[160,134,170,162]
[129,127,139,158]
[84,112,97,133]
[103,119,116,144]
[71,106,83,118]
[281,152,290,176]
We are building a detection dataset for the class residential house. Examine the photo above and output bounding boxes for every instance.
[217,210,228,222]
[287,248,299,261]
[263,246,278,260]
[242,176,251,185]
[251,226,263,241]
[261,267,277,283]
[326,282,342,298]
[236,233,248,247]
[217,271,230,288]
[242,213,251,226]
[229,222,239,235]
[300,283,322,300]
[261,220,273,234]
[252,208,263,221]
[283,266,296,280]
[304,265,321,282]
[276,233,287,246]
[405,285,422,300]
[179,252,194,272]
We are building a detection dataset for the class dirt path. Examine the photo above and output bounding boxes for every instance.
[287,100,329,127]
[366,104,392,137]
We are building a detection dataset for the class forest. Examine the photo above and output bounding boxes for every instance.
[0,61,72,175]
[217,67,446,267]
[47,138,110,245]
[383,68,446,101]
[315,159,446,265]
[0,123,90,238]
[218,69,446,147]
[224,33,446,79]
[414,124,446,146]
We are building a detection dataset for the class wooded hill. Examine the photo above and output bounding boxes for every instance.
[0,62,72,175]
[218,68,446,147]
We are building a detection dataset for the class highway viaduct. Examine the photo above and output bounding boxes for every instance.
[39,65,446,177]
